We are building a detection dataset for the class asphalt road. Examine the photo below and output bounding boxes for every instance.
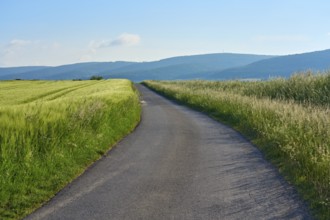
[26,84,312,220]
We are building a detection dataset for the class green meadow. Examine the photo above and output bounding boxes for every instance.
[143,72,330,220]
[0,79,141,219]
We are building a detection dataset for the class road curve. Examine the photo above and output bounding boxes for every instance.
[26,84,312,220]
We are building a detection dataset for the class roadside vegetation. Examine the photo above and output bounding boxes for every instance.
[143,71,330,220]
[0,79,141,220]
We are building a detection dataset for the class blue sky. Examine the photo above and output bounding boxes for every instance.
[1,0,330,67]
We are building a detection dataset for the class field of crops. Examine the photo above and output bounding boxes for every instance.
[143,72,330,220]
[0,79,141,219]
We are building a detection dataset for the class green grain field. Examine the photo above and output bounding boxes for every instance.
[143,72,330,220]
[0,79,141,220]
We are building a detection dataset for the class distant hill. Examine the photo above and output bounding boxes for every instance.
[0,62,135,80]
[209,49,330,80]
[102,53,275,81]
[1,49,329,81]
[0,66,48,78]
[0,53,273,81]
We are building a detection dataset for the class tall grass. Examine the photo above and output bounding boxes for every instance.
[175,70,330,107]
[143,73,330,220]
[0,79,141,219]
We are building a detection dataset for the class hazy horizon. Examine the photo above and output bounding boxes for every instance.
[1,0,330,67]
[0,50,322,68]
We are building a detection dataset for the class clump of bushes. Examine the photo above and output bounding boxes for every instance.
[90,75,104,80]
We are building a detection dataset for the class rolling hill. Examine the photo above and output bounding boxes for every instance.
[209,49,330,80]
[0,66,48,78]
[1,49,330,81]
[0,62,135,80]
[102,53,275,81]
[0,53,273,81]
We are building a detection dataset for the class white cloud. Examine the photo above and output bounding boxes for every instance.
[327,32,330,36]
[79,33,141,62]
[4,39,32,55]
[0,39,66,67]
[89,33,140,50]
[109,33,140,47]
[0,34,140,66]
[8,39,31,47]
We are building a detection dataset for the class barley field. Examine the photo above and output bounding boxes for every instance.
[0,79,141,219]
[143,72,330,220]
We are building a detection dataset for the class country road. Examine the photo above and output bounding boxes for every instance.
[26,84,312,220]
